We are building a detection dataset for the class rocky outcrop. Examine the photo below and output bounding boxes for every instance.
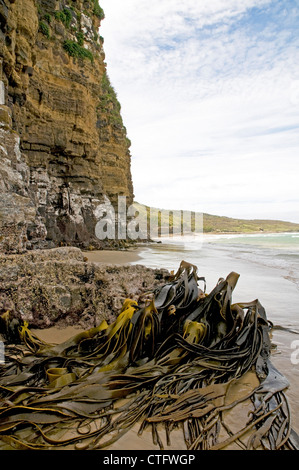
[0,0,134,252]
[0,247,169,329]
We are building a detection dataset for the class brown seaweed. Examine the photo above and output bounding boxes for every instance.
[0,261,298,450]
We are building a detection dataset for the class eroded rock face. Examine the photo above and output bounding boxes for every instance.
[0,101,47,252]
[0,247,169,329]
[0,0,134,251]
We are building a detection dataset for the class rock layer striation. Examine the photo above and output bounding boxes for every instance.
[0,0,134,251]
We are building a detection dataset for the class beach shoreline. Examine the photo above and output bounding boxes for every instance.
[20,241,299,448]
[3,237,299,450]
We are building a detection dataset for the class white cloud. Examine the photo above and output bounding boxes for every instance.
[100,0,299,223]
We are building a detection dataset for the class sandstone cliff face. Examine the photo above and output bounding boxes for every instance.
[0,0,134,251]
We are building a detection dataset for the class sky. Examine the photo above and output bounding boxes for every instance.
[99,0,299,223]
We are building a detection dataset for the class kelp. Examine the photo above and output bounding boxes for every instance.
[0,260,298,450]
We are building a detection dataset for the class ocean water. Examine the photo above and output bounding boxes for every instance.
[132,232,299,432]
[133,232,299,326]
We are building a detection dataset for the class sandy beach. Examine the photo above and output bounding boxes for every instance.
[83,247,143,265]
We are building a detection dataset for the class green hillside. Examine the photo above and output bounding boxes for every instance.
[133,202,299,235]
[202,213,299,233]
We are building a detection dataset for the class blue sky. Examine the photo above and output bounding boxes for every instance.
[99,0,299,223]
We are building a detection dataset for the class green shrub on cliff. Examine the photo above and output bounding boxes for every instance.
[101,73,119,105]
[93,1,105,20]
[39,21,50,39]
[55,8,72,28]
[99,72,125,128]
[63,40,93,61]
[44,13,52,24]
[76,31,84,46]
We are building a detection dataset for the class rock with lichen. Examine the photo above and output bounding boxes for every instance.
[0,247,169,329]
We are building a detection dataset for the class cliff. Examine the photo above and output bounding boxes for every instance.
[0,0,134,252]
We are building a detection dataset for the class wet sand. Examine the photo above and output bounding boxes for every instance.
[83,248,142,265]
[32,325,85,344]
